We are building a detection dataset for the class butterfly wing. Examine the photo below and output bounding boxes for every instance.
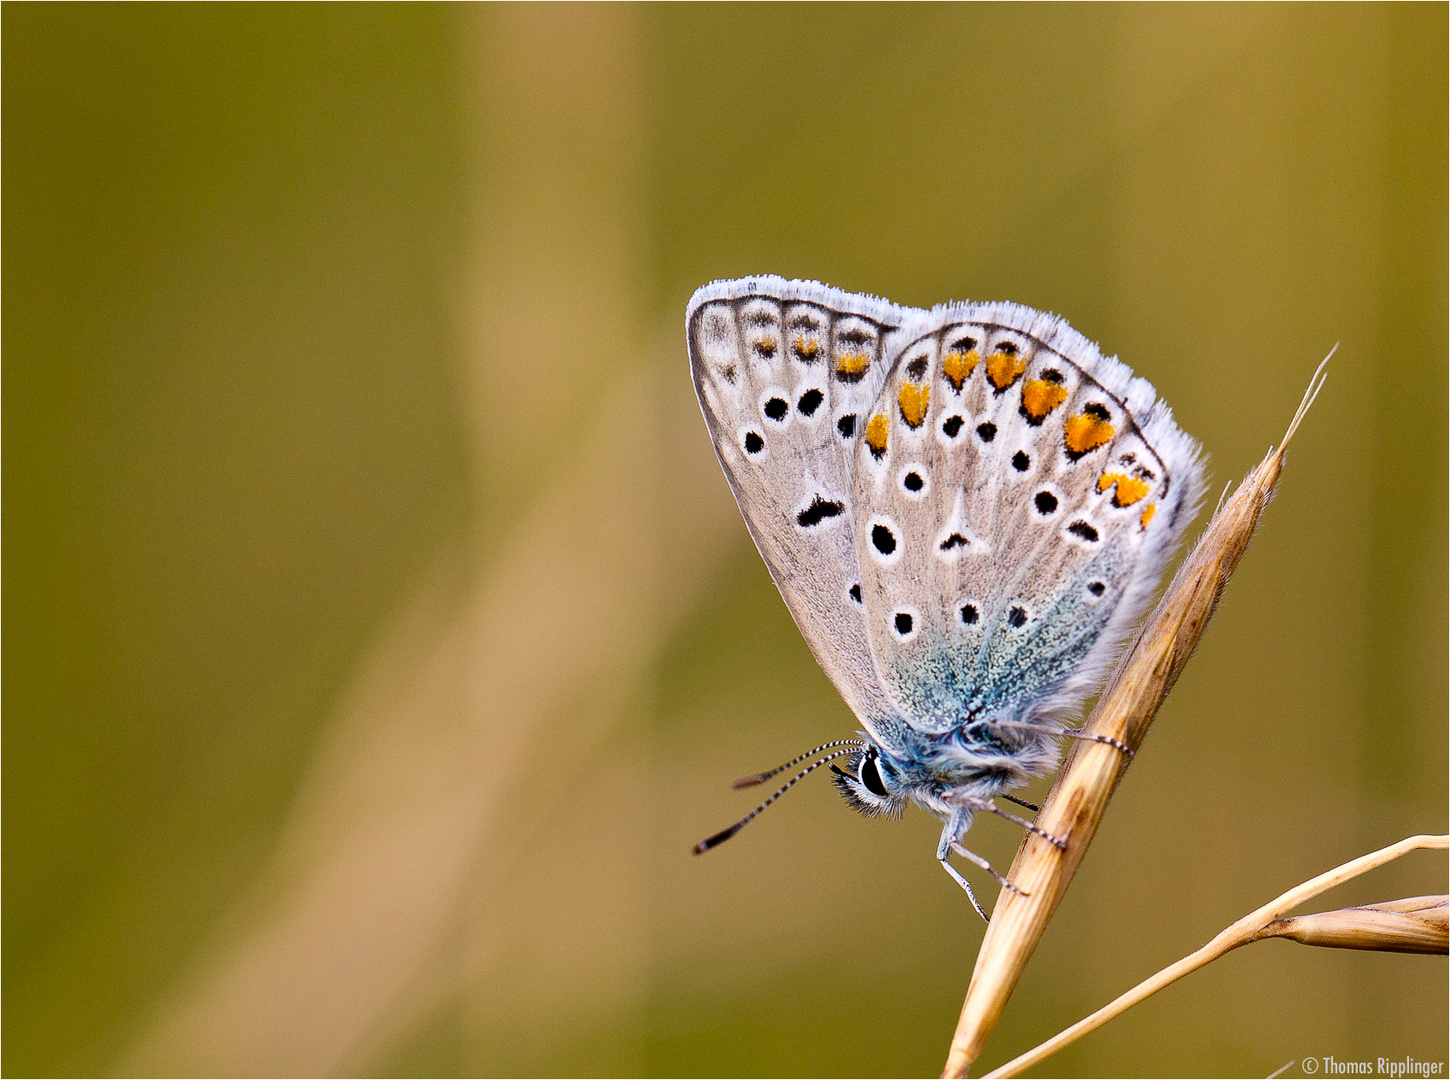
[850,302,1205,734]
[687,277,922,731]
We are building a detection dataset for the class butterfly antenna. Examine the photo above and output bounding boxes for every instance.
[732,738,866,788]
[693,746,861,855]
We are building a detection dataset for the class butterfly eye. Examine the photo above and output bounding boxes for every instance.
[860,753,889,798]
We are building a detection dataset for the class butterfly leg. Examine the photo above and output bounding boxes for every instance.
[1003,720,1135,758]
[965,797,1067,850]
[936,814,1026,922]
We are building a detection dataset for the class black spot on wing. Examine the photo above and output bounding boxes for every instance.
[796,496,844,528]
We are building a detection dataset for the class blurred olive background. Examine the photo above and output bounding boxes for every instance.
[5,4,1446,1077]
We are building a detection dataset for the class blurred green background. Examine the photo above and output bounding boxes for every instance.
[5,4,1446,1077]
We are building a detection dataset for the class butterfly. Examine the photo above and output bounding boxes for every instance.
[687,276,1205,918]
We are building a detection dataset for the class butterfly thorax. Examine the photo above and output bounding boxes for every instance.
[835,721,1059,823]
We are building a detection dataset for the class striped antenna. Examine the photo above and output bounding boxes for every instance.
[693,746,862,855]
[732,738,866,788]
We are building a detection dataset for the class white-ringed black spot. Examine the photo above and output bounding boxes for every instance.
[898,465,929,498]
[837,414,856,439]
[796,496,844,528]
[1088,581,1106,596]
[942,415,964,438]
[763,397,789,421]
[848,583,862,604]
[796,389,824,417]
[1034,490,1058,515]
[871,524,897,555]
[1068,520,1100,542]
[939,533,971,552]
[976,421,997,442]
[894,611,914,636]
[959,603,979,625]
[743,431,764,454]
[1012,450,1030,472]
[1007,605,1028,628]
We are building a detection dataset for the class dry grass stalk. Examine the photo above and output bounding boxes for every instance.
[941,356,1332,1080]
[1259,893,1447,953]
[985,835,1448,1079]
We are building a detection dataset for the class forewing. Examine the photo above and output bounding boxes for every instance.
[688,277,920,729]
[851,303,1205,733]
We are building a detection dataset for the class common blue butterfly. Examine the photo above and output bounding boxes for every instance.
[688,277,1205,918]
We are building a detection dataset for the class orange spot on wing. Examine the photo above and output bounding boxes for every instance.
[1021,380,1069,421]
[792,334,819,360]
[865,413,889,459]
[753,337,777,358]
[897,382,930,428]
[1064,413,1114,455]
[836,350,870,380]
[941,349,979,391]
[986,349,1026,391]
[1139,503,1157,528]
[1097,472,1151,507]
